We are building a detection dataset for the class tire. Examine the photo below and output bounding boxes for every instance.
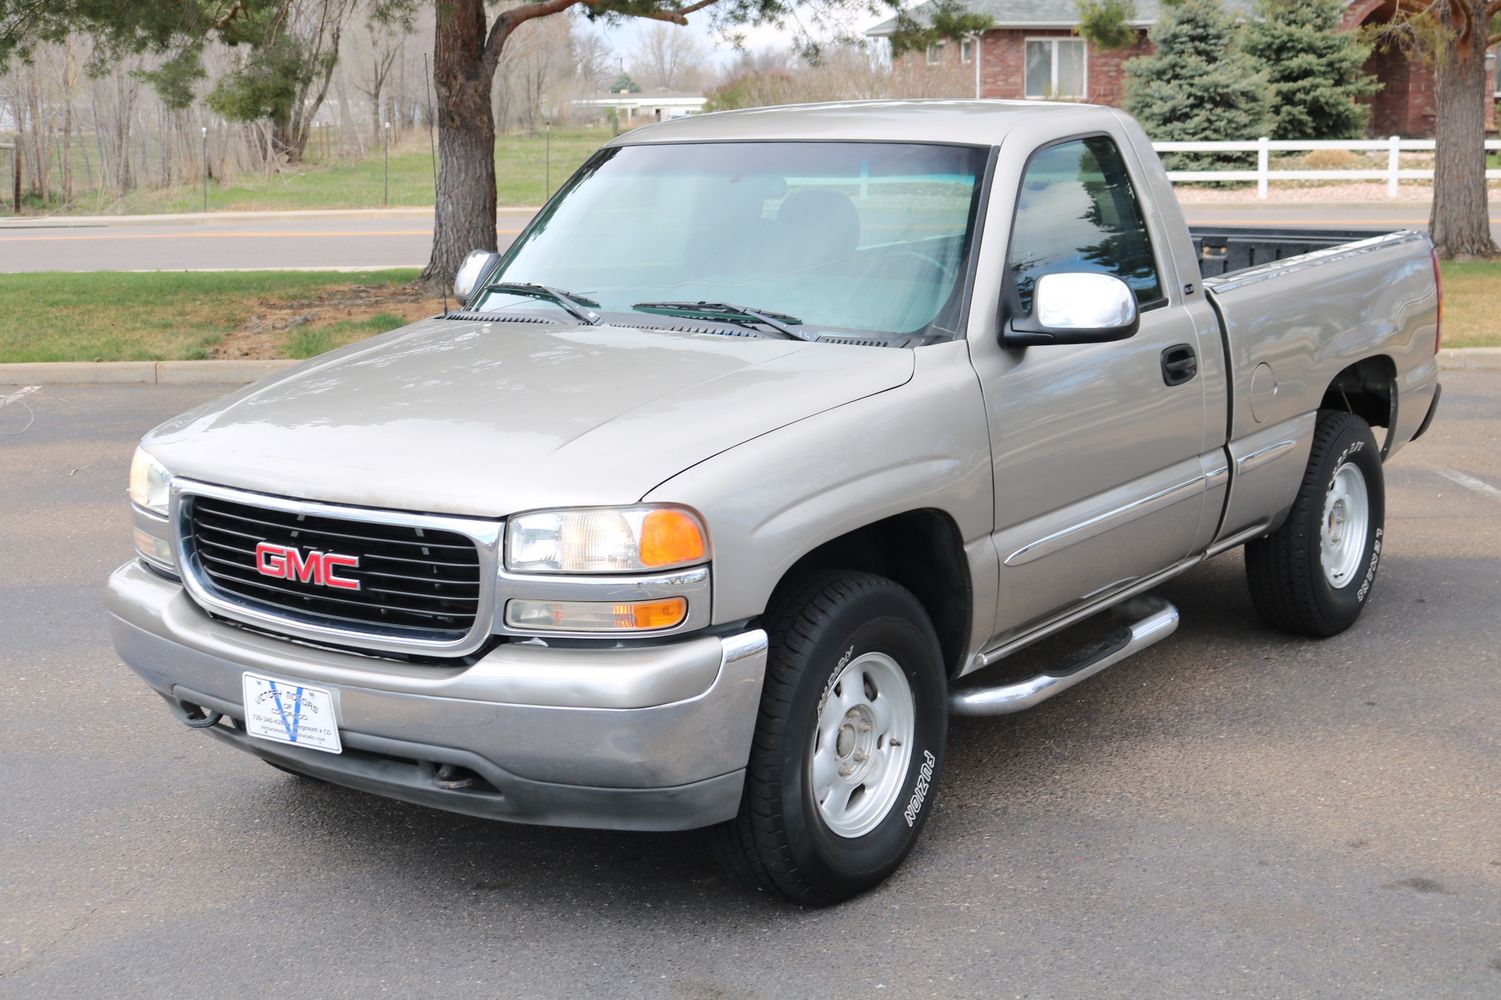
[710,571,947,905]
[1245,409,1385,637]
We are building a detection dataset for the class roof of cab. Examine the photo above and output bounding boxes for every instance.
[606,99,1105,147]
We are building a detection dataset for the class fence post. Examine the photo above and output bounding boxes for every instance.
[1386,135,1400,198]
[1256,136,1269,199]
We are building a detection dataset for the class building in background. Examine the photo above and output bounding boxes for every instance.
[571,91,707,127]
[867,0,1499,137]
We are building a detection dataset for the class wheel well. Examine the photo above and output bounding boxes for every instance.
[769,510,972,677]
[1320,355,1396,447]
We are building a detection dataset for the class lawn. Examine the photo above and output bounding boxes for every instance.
[21,128,612,216]
[0,261,1494,364]
[1439,260,1501,348]
[0,270,432,363]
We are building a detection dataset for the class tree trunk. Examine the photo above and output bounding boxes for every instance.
[423,0,499,286]
[1428,0,1499,259]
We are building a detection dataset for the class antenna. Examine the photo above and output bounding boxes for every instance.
[424,53,448,317]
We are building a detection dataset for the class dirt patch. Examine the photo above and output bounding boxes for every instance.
[211,281,446,359]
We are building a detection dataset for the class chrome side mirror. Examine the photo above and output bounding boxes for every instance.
[1003,272,1140,347]
[454,249,500,307]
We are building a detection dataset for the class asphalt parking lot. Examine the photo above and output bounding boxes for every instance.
[2,376,1498,998]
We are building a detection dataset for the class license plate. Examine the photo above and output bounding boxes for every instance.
[241,673,342,754]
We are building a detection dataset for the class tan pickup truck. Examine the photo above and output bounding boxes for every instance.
[108,100,1442,904]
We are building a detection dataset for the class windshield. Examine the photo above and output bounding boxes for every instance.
[470,141,989,342]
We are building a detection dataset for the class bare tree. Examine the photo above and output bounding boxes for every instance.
[628,23,709,91]
[351,14,408,146]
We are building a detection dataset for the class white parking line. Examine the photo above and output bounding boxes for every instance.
[0,385,40,407]
[1436,468,1501,501]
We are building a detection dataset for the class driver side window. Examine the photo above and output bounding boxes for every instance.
[1007,135,1164,316]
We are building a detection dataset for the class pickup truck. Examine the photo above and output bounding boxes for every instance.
[107,100,1442,905]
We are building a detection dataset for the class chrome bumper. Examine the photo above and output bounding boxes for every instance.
[106,560,767,831]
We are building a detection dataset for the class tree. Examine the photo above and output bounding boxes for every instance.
[1242,0,1379,140]
[1122,0,1271,169]
[206,0,358,163]
[369,0,968,287]
[628,23,707,91]
[1370,1,1500,258]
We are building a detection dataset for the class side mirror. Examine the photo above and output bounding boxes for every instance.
[453,249,500,307]
[1003,272,1140,348]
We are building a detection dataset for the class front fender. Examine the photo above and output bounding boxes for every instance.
[642,340,996,641]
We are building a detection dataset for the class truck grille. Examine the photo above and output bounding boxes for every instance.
[184,493,484,644]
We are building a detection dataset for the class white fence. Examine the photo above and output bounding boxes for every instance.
[1153,137,1501,198]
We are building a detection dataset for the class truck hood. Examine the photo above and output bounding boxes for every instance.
[143,317,914,518]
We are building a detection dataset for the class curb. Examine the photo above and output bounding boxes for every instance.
[3,350,1498,385]
[1437,347,1501,371]
[0,360,299,385]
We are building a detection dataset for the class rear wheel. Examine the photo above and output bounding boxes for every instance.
[1245,410,1385,637]
[710,571,947,905]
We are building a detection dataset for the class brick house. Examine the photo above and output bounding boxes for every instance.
[867,0,1500,137]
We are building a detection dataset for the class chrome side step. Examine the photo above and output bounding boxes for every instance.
[950,596,1180,716]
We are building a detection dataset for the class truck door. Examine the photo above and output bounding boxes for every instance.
[972,133,1217,645]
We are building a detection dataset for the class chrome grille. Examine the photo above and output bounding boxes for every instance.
[175,483,499,655]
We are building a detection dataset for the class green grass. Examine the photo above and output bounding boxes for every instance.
[285,312,410,359]
[16,129,613,216]
[0,270,421,363]
[1,260,1495,362]
[1439,260,1501,348]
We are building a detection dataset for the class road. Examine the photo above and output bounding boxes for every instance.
[1,201,1498,272]
[1,374,1498,998]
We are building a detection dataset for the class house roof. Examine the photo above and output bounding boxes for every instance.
[866,0,1256,37]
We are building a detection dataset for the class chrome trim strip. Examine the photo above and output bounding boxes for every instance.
[721,628,769,665]
[1004,475,1206,567]
[1204,521,1273,558]
[1203,461,1230,489]
[952,598,1179,716]
[494,565,712,640]
[170,479,502,657]
[974,555,1202,670]
[1235,439,1297,475]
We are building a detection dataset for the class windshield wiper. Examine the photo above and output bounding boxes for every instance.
[479,282,602,326]
[631,301,818,343]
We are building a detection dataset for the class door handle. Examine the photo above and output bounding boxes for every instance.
[1161,344,1198,386]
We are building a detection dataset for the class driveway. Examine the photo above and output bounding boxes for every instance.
[1,376,1497,997]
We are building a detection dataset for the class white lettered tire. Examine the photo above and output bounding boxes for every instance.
[710,571,947,905]
[1245,410,1386,637]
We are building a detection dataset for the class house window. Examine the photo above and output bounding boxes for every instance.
[960,38,973,64]
[1024,38,1087,99]
[925,41,946,65]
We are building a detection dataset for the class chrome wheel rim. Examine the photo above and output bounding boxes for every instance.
[1320,462,1370,589]
[809,651,915,839]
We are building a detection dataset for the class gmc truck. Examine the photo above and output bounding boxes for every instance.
[108,101,1442,905]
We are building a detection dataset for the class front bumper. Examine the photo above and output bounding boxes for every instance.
[106,560,767,831]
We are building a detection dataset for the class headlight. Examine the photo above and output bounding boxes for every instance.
[128,447,172,515]
[505,506,707,574]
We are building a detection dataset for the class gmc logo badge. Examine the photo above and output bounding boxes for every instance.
[254,542,361,591]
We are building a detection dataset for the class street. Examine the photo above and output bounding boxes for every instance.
[1,375,1498,997]
[1,201,1498,272]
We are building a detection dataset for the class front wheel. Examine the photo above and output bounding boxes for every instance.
[710,571,947,905]
[1245,409,1385,637]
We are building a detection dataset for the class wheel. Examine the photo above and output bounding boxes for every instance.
[710,571,947,905]
[1245,409,1385,637]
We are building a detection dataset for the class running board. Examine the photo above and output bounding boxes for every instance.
[950,596,1180,716]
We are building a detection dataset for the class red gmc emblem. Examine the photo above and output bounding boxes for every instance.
[254,542,361,591]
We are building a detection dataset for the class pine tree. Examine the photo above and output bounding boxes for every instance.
[1242,0,1379,139]
[1123,0,1271,169]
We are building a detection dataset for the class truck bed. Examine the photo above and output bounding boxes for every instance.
[1188,226,1393,279]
